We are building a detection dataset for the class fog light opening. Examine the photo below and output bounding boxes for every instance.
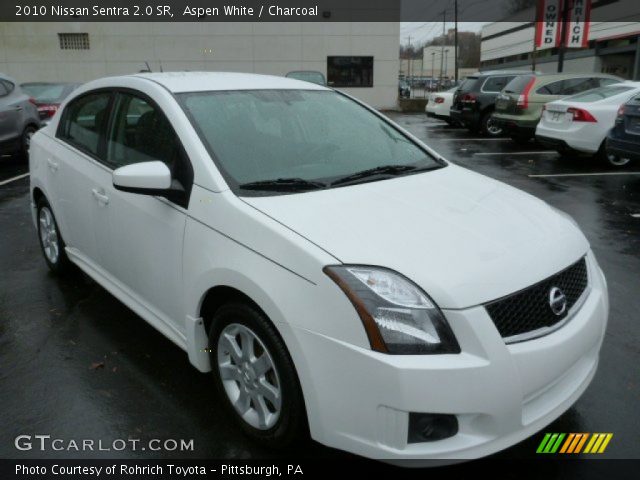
[408,413,458,443]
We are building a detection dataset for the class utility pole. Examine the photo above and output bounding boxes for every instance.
[431,51,436,90]
[454,0,459,82]
[440,10,446,88]
[407,35,412,96]
[444,49,449,81]
[557,0,570,72]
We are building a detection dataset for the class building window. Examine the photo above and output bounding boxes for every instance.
[58,33,90,50]
[327,56,373,87]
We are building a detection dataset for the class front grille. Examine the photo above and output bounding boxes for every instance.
[485,258,588,341]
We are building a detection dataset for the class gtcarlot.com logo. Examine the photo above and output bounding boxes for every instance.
[536,433,613,454]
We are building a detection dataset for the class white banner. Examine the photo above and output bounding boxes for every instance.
[565,0,592,48]
[535,0,563,48]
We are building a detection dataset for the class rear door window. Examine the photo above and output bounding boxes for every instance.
[561,77,599,95]
[57,91,112,158]
[537,80,564,95]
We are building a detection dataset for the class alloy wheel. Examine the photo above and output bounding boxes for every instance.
[217,323,282,430]
[39,207,59,264]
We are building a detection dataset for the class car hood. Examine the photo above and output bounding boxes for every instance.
[242,165,589,309]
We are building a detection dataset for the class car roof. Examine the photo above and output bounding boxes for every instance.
[133,71,330,93]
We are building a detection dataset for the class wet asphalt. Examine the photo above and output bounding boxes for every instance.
[0,114,638,468]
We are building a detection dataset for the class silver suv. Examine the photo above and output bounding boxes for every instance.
[0,73,41,159]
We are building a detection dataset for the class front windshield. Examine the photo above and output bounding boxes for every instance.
[178,90,443,195]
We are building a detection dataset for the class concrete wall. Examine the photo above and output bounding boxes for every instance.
[0,22,400,109]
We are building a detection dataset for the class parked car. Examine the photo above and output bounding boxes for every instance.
[426,86,459,124]
[0,73,41,158]
[605,94,640,167]
[399,80,411,98]
[21,82,82,124]
[494,73,621,144]
[285,71,326,86]
[536,82,640,167]
[450,70,532,136]
[30,72,608,463]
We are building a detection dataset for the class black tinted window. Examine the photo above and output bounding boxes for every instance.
[327,56,373,87]
[483,76,513,92]
[107,93,182,169]
[59,92,111,157]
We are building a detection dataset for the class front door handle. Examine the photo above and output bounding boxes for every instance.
[14,105,23,111]
[91,188,109,206]
[46,158,59,172]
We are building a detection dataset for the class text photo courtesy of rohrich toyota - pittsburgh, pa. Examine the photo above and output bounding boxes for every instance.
[0,0,639,479]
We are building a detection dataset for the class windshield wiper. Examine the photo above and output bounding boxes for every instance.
[331,164,436,187]
[238,177,327,192]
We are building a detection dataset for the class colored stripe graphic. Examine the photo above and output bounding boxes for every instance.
[536,433,566,453]
[539,433,613,454]
[537,433,552,453]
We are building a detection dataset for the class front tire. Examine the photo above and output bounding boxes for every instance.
[209,303,307,448]
[602,141,631,168]
[36,197,70,274]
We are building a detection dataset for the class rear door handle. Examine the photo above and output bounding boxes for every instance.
[46,158,59,172]
[14,106,23,111]
[91,188,109,206]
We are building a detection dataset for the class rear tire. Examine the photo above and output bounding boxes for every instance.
[480,111,502,137]
[36,197,71,274]
[208,302,307,449]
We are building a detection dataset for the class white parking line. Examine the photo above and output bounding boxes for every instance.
[445,138,511,141]
[630,214,640,218]
[529,172,640,178]
[0,173,30,186]
[474,151,556,156]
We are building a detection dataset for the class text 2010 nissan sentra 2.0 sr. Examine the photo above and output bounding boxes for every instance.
[29,72,608,463]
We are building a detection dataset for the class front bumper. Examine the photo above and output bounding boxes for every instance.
[290,252,608,462]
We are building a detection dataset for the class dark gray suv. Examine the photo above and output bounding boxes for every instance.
[450,70,533,137]
[0,74,41,159]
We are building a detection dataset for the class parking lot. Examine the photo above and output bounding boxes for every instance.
[1,113,638,467]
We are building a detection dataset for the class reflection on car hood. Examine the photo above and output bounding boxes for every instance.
[242,165,589,309]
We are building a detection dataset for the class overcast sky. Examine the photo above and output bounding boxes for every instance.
[400,22,488,46]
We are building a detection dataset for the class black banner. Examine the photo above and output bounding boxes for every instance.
[2,0,638,22]
[2,459,639,480]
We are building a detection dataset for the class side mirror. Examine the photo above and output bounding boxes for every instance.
[113,161,172,195]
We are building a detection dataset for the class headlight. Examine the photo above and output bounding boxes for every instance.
[324,266,460,354]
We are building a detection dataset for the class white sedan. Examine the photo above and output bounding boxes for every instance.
[425,86,459,124]
[30,72,608,463]
[536,81,640,166]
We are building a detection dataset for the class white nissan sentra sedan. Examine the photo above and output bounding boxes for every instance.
[30,72,608,462]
